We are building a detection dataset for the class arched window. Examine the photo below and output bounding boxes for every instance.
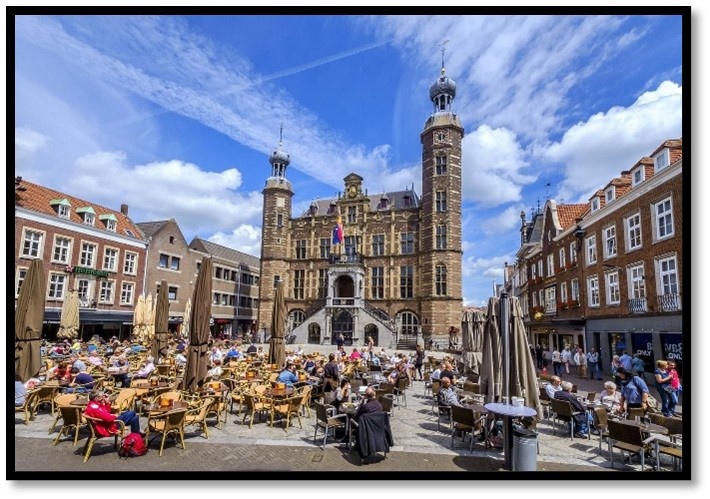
[400,311,419,336]
[289,309,305,329]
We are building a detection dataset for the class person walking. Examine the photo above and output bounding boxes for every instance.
[586,348,601,380]
[535,344,544,370]
[551,348,562,377]
[573,348,587,378]
[561,346,572,375]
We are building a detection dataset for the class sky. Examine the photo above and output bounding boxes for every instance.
[13,9,685,307]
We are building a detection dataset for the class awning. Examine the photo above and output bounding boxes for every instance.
[43,309,134,324]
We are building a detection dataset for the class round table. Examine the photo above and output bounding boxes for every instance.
[484,403,537,470]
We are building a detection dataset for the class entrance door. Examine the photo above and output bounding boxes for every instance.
[331,310,353,346]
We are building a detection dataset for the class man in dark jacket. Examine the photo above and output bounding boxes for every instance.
[553,381,589,438]
[323,353,340,392]
[353,386,383,421]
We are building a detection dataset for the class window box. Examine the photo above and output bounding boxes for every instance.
[557,301,568,310]
[568,300,580,309]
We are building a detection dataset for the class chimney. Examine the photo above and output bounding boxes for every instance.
[120,204,129,215]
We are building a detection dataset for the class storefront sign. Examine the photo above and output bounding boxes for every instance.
[662,334,683,361]
[70,266,110,278]
[631,333,654,371]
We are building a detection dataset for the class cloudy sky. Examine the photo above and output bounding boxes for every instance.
[13,10,684,306]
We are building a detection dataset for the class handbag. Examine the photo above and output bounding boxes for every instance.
[662,384,674,394]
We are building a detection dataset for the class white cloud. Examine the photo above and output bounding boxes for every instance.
[462,124,536,207]
[543,81,682,200]
[481,205,527,235]
[15,127,49,172]
[208,225,262,258]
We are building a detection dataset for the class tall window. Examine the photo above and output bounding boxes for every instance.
[546,254,554,276]
[545,286,556,312]
[295,239,307,259]
[103,248,118,272]
[626,213,642,251]
[318,269,328,298]
[16,268,27,297]
[344,236,358,256]
[586,235,597,265]
[371,266,384,299]
[400,266,413,298]
[570,241,578,263]
[606,272,620,305]
[52,236,72,264]
[347,206,357,223]
[291,310,306,329]
[77,279,91,304]
[58,204,70,218]
[120,282,135,305]
[629,265,646,299]
[560,282,568,303]
[559,248,566,269]
[632,168,644,186]
[99,280,115,303]
[21,229,43,258]
[571,278,580,301]
[371,234,385,256]
[654,148,670,172]
[587,276,600,307]
[400,232,415,255]
[654,197,674,240]
[124,252,138,275]
[48,273,66,299]
[319,238,331,258]
[159,253,169,268]
[531,263,537,280]
[657,255,679,296]
[435,191,447,212]
[170,256,180,271]
[435,155,447,175]
[80,242,97,267]
[277,214,283,227]
[400,311,419,335]
[537,260,543,278]
[604,225,617,259]
[435,265,447,295]
[168,286,178,301]
[293,269,305,299]
[435,225,447,249]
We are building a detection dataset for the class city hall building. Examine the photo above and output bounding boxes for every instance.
[257,62,464,349]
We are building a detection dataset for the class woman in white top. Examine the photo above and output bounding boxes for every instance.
[561,347,572,374]
[551,349,562,377]
[599,381,621,411]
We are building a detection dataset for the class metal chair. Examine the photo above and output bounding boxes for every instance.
[607,419,656,471]
[550,398,584,440]
[592,406,611,456]
[450,404,485,453]
[313,402,347,449]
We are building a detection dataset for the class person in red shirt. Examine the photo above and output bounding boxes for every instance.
[84,390,141,436]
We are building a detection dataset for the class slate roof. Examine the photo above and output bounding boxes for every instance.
[189,237,260,269]
[298,189,420,218]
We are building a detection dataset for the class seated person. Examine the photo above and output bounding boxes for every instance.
[276,363,298,386]
[175,351,187,367]
[15,372,27,406]
[206,359,223,378]
[599,380,621,411]
[48,361,73,382]
[65,367,95,393]
[295,345,304,356]
[303,356,316,373]
[436,376,462,408]
[353,386,383,422]
[133,356,156,379]
[431,362,444,381]
[439,361,457,384]
[545,376,563,399]
[333,378,352,411]
[245,343,257,354]
[87,350,104,368]
[84,390,141,435]
[224,345,241,361]
[256,346,266,359]
[110,358,131,387]
[553,381,589,438]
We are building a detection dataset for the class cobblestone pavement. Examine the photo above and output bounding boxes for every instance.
[13,347,682,476]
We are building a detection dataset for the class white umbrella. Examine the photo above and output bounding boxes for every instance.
[144,292,155,343]
[132,293,146,341]
[57,289,80,340]
[182,297,192,339]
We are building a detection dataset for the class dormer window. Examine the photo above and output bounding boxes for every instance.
[590,197,600,212]
[50,198,72,219]
[99,213,118,232]
[632,168,645,187]
[403,195,412,208]
[378,196,390,210]
[326,203,336,215]
[654,148,670,172]
[605,186,615,203]
[76,206,96,226]
[308,203,318,216]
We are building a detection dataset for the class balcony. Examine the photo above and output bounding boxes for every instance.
[327,297,362,308]
[657,293,682,312]
[328,253,363,265]
[628,297,647,314]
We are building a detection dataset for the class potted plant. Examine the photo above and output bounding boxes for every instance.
[558,301,568,310]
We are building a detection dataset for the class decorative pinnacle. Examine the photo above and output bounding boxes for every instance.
[440,39,449,74]
[279,122,284,147]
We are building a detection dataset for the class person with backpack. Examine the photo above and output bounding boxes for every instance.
[615,367,650,415]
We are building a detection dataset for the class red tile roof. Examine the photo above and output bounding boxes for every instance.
[15,179,145,240]
[556,204,588,229]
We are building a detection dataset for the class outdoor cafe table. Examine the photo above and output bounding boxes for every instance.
[70,393,118,407]
[143,400,190,414]
[265,386,295,399]
[484,402,537,471]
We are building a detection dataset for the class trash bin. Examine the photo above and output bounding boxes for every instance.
[512,427,537,471]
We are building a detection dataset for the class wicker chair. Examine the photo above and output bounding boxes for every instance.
[48,393,79,435]
[184,397,213,439]
[145,407,188,456]
[52,405,86,446]
[15,390,40,425]
[270,394,304,432]
[82,415,126,463]
[241,392,270,429]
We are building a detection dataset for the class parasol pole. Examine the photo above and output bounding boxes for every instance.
[500,292,510,404]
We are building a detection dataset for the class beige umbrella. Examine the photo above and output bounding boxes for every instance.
[182,297,192,338]
[15,259,46,382]
[132,293,146,340]
[480,297,502,404]
[509,297,542,418]
[460,309,485,377]
[182,257,213,392]
[152,280,170,361]
[143,292,155,343]
[57,289,80,340]
[268,280,287,369]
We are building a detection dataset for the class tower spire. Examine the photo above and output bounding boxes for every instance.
[440,39,449,73]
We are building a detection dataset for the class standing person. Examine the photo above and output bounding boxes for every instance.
[610,355,622,385]
[414,345,425,381]
[561,346,572,375]
[586,348,601,380]
[323,353,340,392]
[366,336,375,361]
[336,333,345,349]
[616,367,650,415]
[667,360,681,412]
[631,353,646,379]
[653,360,677,417]
[551,348,562,377]
[535,344,544,370]
[573,348,587,378]
[619,351,633,371]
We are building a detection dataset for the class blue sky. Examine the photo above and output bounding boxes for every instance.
[13,11,684,307]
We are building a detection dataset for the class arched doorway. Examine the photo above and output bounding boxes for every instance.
[364,323,379,346]
[331,310,353,346]
[307,323,321,345]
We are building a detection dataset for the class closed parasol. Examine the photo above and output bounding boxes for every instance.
[15,259,46,382]
[132,293,146,340]
[479,297,502,404]
[460,309,485,377]
[57,288,80,340]
[268,279,287,369]
[143,292,155,344]
[182,297,192,338]
[182,257,213,392]
[152,280,170,361]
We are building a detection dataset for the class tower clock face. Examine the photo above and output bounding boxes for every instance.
[348,185,357,198]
